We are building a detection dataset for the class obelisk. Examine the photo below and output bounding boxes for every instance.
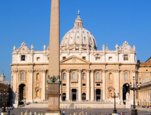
[46,0,60,114]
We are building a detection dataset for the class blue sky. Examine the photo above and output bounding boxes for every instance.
[0,0,151,80]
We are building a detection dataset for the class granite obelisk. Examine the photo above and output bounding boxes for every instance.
[46,0,60,114]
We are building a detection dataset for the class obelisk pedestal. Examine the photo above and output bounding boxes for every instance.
[46,82,60,115]
[46,0,60,114]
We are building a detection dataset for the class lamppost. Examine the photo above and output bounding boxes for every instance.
[112,91,118,114]
[130,76,141,115]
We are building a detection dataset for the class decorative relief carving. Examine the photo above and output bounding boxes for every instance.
[14,42,31,54]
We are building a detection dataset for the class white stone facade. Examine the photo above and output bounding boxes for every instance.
[11,13,137,107]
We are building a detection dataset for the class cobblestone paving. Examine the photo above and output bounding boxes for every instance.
[0,108,151,115]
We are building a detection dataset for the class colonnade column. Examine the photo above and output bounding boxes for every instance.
[86,70,90,100]
[28,70,33,103]
[78,70,82,101]
[66,70,70,101]
[42,70,46,101]
[90,70,94,101]
[102,70,106,100]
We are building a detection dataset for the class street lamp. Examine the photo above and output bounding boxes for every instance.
[130,76,141,115]
[112,92,118,114]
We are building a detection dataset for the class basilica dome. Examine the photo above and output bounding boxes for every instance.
[61,12,97,51]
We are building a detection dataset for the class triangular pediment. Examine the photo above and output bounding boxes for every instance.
[145,57,151,64]
[15,42,31,53]
[61,56,90,64]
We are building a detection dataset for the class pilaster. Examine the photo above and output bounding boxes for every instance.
[28,70,34,103]
[86,70,90,100]
[42,70,46,100]
[90,70,94,101]
[66,70,70,101]
[102,70,106,100]
[78,70,82,101]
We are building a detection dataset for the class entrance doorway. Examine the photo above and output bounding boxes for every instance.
[96,89,101,101]
[62,93,66,101]
[19,84,26,105]
[122,83,130,104]
[72,89,77,101]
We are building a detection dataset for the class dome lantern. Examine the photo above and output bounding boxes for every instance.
[74,10,83,28]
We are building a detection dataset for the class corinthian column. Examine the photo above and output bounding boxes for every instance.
[78,70,82,101]
[90,70,94,101]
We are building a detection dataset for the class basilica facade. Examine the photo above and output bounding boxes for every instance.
[11,13,137,107]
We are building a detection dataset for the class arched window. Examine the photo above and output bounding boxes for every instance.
[62,93,66,101]
[82,93,86,101]
[95,71,101,81]
[62,72,66,80]
[20,71,25,81]
[124,72,129,81]
[82,72,86,80]
[71,71,78,81]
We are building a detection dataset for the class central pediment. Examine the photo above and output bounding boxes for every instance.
[60,56,90,64]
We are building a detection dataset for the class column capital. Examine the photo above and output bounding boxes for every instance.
[11,69,18,73]
[78,69,82,72]
[102,69,107,72]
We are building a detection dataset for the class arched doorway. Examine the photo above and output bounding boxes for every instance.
[96,89,101,101]
[72,89,77,101]
[19,84,26,105]
[122,83,130,104]
[62,93,66,101]
[82,93,86,101]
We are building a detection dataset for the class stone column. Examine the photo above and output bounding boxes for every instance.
[90,70,94,101]
[86,70,90,100]
[42,70,46,100]
[78,70,82,101]
[28,70,33,103]
[102,70,106,100]
[66,70,70,101]
[115,70,120,103]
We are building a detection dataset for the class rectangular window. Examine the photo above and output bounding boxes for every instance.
[82,56,86,60]
[62,84,66,86]
[21,55,26,61]
[95,57,100,60]
[123,54,128,61]
[63,56,66,60]
[108,56,112,61]
[82,84,86,86]
[36,57,40,61]
[96,83,100,86]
